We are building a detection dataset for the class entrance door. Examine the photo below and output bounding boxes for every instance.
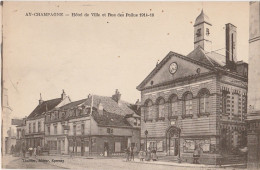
[104,142,109,156]
[57,140,61,154]
[81,141,84,156]
[169,137,179,156]
[166,126,180,156]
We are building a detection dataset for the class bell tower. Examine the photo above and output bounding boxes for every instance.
[194,10,212,52]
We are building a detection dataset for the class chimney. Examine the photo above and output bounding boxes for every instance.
[98,102,104,115]
[39,93,44,105]
[112,89,121,103]
[61,89,66,100]
[226,23,237,71]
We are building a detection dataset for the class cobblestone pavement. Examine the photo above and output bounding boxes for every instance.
[3,155,247,170]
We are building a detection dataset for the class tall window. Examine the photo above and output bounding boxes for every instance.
[33,123,36,133]
[170,95,178,116]
[184,92,193,115]
[81,124,85,135]
[222,90,228,114]
[47,126,50,135]
[157,98,165,118]
[29,123,31,133]
[199,89,210,114]
[62,125,64,134]
[144,100,153,120]
[234,93,239,115]
[73,124,76,136]
[38,121,41,132]
[54,125,57,134]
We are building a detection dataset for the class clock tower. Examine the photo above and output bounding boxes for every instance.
[194,10,212,52]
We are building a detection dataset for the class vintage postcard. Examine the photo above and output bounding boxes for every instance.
[2,1,260,170]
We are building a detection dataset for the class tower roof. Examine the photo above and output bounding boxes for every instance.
[194,10,212,27]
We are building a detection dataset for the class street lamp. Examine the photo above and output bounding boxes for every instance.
[144,130,148,152]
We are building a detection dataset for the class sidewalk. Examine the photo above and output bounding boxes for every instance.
[34,155,246,169]
[1,154,21,168]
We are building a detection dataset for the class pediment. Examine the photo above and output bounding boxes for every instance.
[137,51,212,90]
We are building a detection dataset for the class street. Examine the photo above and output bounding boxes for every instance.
[2,155,247,170]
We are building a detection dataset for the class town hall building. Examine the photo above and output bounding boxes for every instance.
[137,10,248,164]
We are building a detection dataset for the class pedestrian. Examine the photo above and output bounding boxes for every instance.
[22,146,26,158]
[33,147,37,158]
[193,146,200,164]
[145,147,151,161]
[139,149,144,162]
[130,146,134,161]
[28,147,33,156]
[125,147,130,162]
[151,148,157,161]
[37,146,41,156]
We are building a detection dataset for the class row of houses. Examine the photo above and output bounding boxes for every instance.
[15,90,141,156]
[13,9,251,165]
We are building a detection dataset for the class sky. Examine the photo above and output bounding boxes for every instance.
[2,2,249,119]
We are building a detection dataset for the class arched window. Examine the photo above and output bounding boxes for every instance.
[157,98,165,118]
[144,100,153,120]
[198,89,210,114]
[169,95,178,116]
[184,92,193,115]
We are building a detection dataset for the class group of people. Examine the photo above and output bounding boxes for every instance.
[125,147,157,162]
[25,146,42,158]
[125,146,136,161]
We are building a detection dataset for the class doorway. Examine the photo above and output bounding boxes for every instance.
[166,126,180,156]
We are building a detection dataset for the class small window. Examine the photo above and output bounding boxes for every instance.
[196,28,201,37]
[206,28,210,36]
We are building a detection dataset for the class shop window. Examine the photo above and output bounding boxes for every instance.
[115,142,121,152]
[184,92,193,115]
[148,141,157,151]
[157,141,163,151]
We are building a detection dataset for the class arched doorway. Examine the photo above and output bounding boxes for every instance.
[166,126,181,156]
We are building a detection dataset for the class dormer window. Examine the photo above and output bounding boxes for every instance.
[196,28,201,37]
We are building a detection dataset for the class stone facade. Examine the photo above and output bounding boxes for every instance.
[137,10,248,165]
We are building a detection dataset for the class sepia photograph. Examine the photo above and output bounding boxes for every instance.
[1,1,260,170]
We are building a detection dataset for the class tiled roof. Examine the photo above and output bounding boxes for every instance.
[92,110,132,127]
[187,47,225,68]
[85,95,136,116]
[59,98,87,110]
[27,98,62,119]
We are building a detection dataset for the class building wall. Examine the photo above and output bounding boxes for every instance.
[248,1,260,112]
[26,117,45,134]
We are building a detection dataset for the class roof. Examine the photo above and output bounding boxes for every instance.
[92,110,132,127]
[194,10,212,26]
[85,95,137,116]
[27,98,62,119]
[187,46,225,67]
[59,98,87,110]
